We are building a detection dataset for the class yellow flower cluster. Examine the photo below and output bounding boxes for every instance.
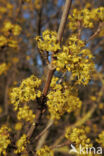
[0,36,7,47]
[96,131,104,147]
[0,125,11,156]
[0,21,21,48]
[54,35,94,85]
[68,7,104,31]
[47,77,82,120]
[10,75,41,110]
[36,145,54,156]
[0,63,8,76]
[17,105,35,123]
[34,0,41,10]
[2,21,21,36]
[35,30,60,52]
[65,127,92,154]
[14,134,28,154]
[15,122,23,131]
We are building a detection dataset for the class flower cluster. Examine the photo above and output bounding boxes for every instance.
[36,145,54,156]
[35,30,60,52]
[54,35,94,85]
[17,105,35,123]
[14,134,28,154]
[47,77,82,120]
[0,125,11,156]
[0,21,21,48]
[2,21,21,36]
[96,131,104,147]
[34,0,41,10]
[10,75,41,110]
[68,7,104,31]
[65,127,92,154]
[36,30,94,85]
[0,63,9,76]
[15,122,23,131]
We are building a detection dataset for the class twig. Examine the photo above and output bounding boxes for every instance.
[27,0,72,141]
[86,22,104,43]
[57,0,72,42]
[35,119,53,141]
[52,105,97,146]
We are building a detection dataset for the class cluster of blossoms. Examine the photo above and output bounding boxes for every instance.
[34,0,41,10]
[36,30,94,85]
[47,77,82,120]
[96,131,104,147]
[0,125,11,155]
[0,63,9,76]
[10,75,41,110]
[36,145,54,156]
[65,127,92,154]
[35,30,60,52]
[17,105,35,123]
[68,7,104,31]
[0,21,21,48]
[2,21,21,36]
[14,134,28,154]
[15,122,23,131]
[54,35,94,85]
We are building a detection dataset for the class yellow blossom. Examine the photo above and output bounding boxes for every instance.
[17,105,35,123]
[15,122,23,131]
[47,77,82,120]
[10,75,41,110]
[0,63,8,76]
[0,36,7,47]
[12,24,21,36]
[14,134,28,154]
[36,145,54,156]
[0,125,11,156]
[35,30,60,53]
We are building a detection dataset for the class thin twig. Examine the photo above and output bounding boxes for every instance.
[86,22,104,43]
[52,105,97,146]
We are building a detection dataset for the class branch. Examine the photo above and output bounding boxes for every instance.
[57,0,72,42]
[43,0,72,96]
[27,0,72,140]
[52,105,97,146]
[86,22,104,43]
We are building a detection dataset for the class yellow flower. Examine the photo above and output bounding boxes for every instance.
[96,131,104,147]
[0,63,8,76]
[15,122,23,131]
[10,75,41,110]
[14,134,28,154]
[36,145,54,156]
[3,21,13,32]
[0,36,7,47]
[17,105,35,123]
[12,24,21,36]
[47,77,82,120]
[35,30,60,53]
[8,39,18,48]
[0,125,11,155]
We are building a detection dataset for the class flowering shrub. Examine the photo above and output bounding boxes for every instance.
[0,0,104,155]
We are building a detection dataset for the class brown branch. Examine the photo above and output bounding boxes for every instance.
[27,0,72,140]
[57,0,72,42]
[86,22,104,43]
[50,141,70,149]
[43,0,72,96]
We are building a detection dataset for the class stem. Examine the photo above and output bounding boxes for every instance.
[27,0,72,141]
[43,0,72,96]
[57,0,72,42]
